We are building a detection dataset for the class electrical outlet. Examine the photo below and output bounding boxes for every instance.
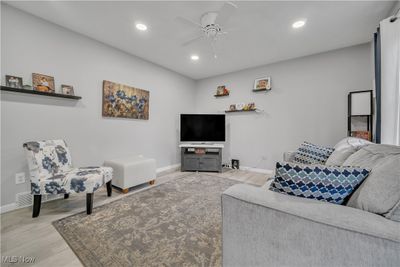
[15,172,26,184]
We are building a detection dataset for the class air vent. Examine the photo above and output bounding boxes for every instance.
[16,191,63,208]
[16,192,32,208]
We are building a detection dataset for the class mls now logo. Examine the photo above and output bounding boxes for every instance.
[2,255,36,264]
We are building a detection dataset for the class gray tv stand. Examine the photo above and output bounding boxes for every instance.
[180,144,224,173]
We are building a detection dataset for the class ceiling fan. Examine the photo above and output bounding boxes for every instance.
[176,2,238,58]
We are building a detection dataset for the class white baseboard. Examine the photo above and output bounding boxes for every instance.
[156,163,180,175]
[239,166,274,175]
[0,202,17,214]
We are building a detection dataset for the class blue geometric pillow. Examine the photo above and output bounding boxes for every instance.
[292,141,334,165]
[269,162,370,204]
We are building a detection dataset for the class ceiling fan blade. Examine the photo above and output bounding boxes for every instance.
[175,16,202,28]
[182,35,204,47]
[215,2,238,26]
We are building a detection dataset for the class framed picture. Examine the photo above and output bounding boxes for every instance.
[32,73,55,93]
[61,85,74,95]
[216,85,230,96]
[5,75,23,88]
[216,85,225,95]
[254,77,271,90]
[102,80,149,120]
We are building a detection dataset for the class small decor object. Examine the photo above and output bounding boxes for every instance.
[215,85,230,96]
[243,102,256,111]
[231,159,239,169]
[5,75,23,88]
[235,103,245,111]
[32,73,55,93]
[269,162,370,204]
[195,148,206,155]
[351,130,371,141]
[102,80,149,120]
[254,77,271,91]
[61,85,75,95]
[229,104,236,111]
[292,141,334,165]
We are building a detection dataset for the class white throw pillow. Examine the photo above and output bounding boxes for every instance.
[325,137,373,166]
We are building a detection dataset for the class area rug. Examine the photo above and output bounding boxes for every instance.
[52,173,241,267]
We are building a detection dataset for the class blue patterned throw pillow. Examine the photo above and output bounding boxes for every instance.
[269,162,370,204]
[293,141,334,165]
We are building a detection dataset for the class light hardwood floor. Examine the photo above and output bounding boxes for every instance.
[1,169,270,267]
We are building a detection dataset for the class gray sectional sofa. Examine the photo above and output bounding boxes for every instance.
[222,138,400,267]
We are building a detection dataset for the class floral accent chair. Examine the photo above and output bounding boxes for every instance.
[23,140,113,217]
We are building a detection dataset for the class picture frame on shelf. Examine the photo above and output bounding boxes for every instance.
[215,85,229,96]
[5,75,23,88]
[254,77,271,91]
[32,73,55,93]
[61,84,75,95]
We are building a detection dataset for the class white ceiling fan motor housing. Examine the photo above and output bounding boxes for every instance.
[201,12,220,38]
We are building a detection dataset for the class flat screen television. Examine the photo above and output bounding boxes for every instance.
[180,114,225,142]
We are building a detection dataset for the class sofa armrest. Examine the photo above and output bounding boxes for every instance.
[283,151,296,162]
[222,184,400,267]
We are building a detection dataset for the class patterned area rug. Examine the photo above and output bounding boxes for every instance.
[53,173,241,266]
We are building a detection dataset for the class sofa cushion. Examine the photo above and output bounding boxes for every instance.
[344,144,400,221]
[326,137,373,166]
[269,162,370,204]
[292,142,334,165]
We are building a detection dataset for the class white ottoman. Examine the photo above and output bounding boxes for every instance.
[104,155,156,193]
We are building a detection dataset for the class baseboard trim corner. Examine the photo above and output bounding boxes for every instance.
[156,164,180,176]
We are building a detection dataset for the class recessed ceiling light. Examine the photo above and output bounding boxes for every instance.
[292,20,306,29]
[190,55,199,61]
[135,23,148,31]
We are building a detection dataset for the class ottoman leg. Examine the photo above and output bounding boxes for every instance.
[149,180,155,185]
[122,188,129,194]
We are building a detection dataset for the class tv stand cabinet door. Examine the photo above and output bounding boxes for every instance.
[199,157,220,172]
[182,156,199,171]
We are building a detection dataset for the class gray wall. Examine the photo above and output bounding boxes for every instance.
[1,4,375,208]
[194,43,373,170]
[1,5,196,206]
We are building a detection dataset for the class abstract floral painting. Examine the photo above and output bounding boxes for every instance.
[102,80,149,120]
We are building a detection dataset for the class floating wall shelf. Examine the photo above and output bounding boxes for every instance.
[214,94,229,97]
[1,86,82,100]
[225,109,262,113]
[252,88,271,92]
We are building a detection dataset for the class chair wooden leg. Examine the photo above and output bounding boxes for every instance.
[32,195,42,218]
[106,181,112,197]
[64,193,70,199]
[149,180,155,185]
[86,193,94,215]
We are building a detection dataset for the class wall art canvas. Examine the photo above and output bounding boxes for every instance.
[102,80,149,120]
[32,73,55,93]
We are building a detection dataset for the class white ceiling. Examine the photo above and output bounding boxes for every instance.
[6,1,395,80]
